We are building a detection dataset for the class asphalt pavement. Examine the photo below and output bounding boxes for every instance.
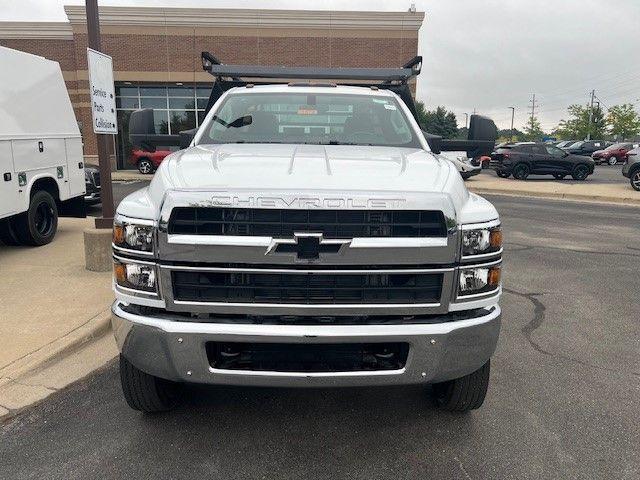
[3,194,639,480]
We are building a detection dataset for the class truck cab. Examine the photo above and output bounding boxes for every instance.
[112,55,502,413]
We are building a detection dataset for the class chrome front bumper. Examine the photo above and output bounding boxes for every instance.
[112,301,501,388]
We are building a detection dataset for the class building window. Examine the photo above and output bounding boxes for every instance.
[114,83,211,169]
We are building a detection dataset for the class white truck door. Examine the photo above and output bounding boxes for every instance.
[65,137,86,198]
[11,138,69,199]
[0,140,17,218]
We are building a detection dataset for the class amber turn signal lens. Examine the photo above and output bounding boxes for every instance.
[113,225,124,245]
[114,262,126,284]
[489,228,503,249]
[488,266,501,286]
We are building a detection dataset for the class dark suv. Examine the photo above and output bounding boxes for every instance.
[563,140,609,156]
[491,142,595,180]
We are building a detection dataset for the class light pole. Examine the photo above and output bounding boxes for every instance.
[463,113,469,130]
[508,107,515,141]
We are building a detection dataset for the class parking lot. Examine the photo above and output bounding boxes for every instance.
[3,193,638,480]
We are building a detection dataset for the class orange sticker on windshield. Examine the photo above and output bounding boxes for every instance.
[297,108,318,115]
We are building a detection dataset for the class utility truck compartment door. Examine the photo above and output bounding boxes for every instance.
[0,141,16,218]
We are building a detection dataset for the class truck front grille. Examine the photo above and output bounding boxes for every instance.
[168,208,447,238]
[172,270,442,305]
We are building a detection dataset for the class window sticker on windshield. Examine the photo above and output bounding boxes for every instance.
[297,108,317,115]
[372,99,388,104]
[384,104,397,110]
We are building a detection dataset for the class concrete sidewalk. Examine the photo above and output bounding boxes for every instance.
[0,218,116,418]
[466,174,640,205]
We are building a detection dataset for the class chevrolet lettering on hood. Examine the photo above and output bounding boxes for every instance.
[208,195,407,209]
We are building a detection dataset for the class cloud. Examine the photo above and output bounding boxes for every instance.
[2,0,638,130]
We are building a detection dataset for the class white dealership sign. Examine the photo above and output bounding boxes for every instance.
[87,48,117,134]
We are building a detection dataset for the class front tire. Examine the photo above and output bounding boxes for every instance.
[13,190,58,246]
[432,360,491,412]
[630,169,640,191]
[608,156,618,166]
[572,164,590,180]
[512,163,530,180]
[119,355,181,413]
[137,158,154,174]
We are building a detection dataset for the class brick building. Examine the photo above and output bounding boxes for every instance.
[0,5,424,170]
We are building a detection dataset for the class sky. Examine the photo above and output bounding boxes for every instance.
[1,0,639,131]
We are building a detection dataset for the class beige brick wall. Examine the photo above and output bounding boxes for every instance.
[1,29,419,164]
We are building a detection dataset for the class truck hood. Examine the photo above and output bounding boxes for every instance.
[156,144,451,193]
[122,143,497,225]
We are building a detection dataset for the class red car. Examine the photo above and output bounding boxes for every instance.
[130,148,174,174]
[592,143,638,166]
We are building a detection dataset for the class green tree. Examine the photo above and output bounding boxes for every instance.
[607,104,640,140]
[556,104,606,140]
[523,115,545,141]
[497,128,525,142]
[415,102,458,139]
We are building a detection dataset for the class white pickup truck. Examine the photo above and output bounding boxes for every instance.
[0,46,88,246]
[112,55,502,413]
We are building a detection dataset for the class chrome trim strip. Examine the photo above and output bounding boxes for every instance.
[173,300,441,309]
[112,243,155,257]
[208,366,406,378]
[458,258,502,269]
[456,286,501,300]
[115,213,156,227]
[459,219,500,230]
[166,235,449,248]
[113,254,157,266]
[461,247,503,261]
[114,284,159,298]
[160,264,455,274]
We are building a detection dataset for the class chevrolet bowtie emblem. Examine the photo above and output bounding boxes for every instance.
[266,233,350,260]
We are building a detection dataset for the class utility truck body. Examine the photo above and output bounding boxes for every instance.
[0,46,87,246]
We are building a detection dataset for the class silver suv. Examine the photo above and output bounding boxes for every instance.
[112,56,502,413]
[622,147,640,191]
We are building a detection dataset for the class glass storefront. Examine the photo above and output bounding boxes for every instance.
[115,83,211,169]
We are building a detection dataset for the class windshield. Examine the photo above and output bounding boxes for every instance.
[196,92,421,148]
[568,141,584,149]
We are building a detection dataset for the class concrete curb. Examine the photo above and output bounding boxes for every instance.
[112,171,153,182]
[468,186,640,207]
[0,308,115,421]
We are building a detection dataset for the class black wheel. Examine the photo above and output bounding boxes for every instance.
[512,163,530,180]
[630,169,640,191]
[572,164,590,180]
[137,158,154,174]
[13,190,58,246]
[432,360,490,412]
[496,171,511,178]
[0,217,21,246]
[608,156,618,166]
[553,174,566,180]
[119,355,181,413]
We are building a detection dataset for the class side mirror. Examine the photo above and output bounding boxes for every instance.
[421,130,442,154]
[129,108,180,150]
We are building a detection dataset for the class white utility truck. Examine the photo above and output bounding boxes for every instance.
[114,53,501,413]
[0,46,87,246]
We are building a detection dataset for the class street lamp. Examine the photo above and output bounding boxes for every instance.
[508,107,515,142]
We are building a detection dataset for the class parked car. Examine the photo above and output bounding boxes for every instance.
[491,142,595,180]
[622,147,640,191]
[592,142,639,166]
[555,140,576,149]
[563,140,609,157]
[130,148,173,174]
[84,166,101,205]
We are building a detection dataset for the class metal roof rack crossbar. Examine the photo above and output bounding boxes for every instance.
[201,52,421,84]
